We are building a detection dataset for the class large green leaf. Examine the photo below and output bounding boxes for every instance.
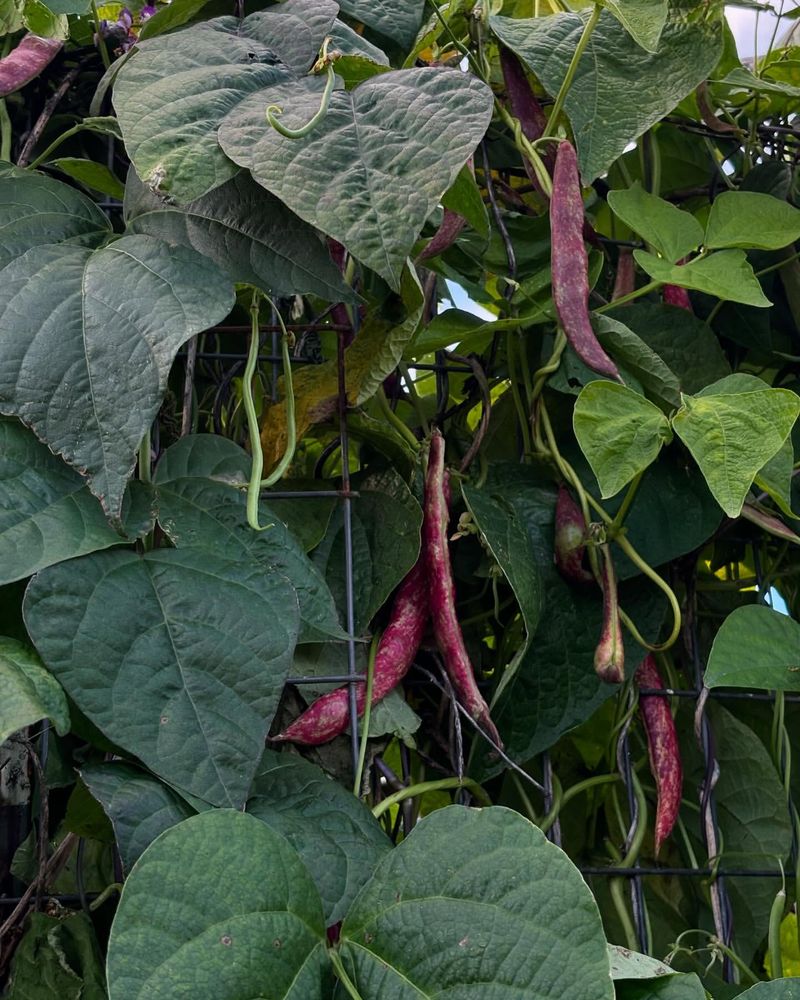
[112,9,324,203]
[490,8,722,181]
[738,984,800,999]
[0,419,153,584]
[247,750,391,924]
[705,191,800,251]
[461,484,544,697]
[705,604,800,691]
[106,810,328,1000]
[4,911,106,1000]
[0,636,69,743]
[336,0,425,49]
[0,169,111,267]
[23,548,300,808]
[312,471,422,634]
[573,381,673,498]
[339,805,614,999]
[634,249,771,307]
[153,472,345,644]
[218,67,493,289]
[672,381,800,517]
[600,0,668,52]
[595,315,682,412]
[0,236,233,520]
[80,762,197,872]
[615,974,707,999]
[124,169,353,301]
[607,183,703,264]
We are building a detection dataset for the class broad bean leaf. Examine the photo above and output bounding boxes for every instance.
[112,6,334,203]
[106,810,328,1000]
[738,984,800,998]
[634,249,771,307]
[705,190,800,250]
[490,9,722,181]
[0,636,69,743]
[153,474,345,644]
[607,183,703,264]
[80,762,197,872]
[0,419,153,584]
[595,315,681,411]
[600,0,668,52]
[0,236,234,520]
[606,302,730,395]
[705,604,800,691]
[246,750,391,923]
[4,911,106,1000]
[218,67,493,289]
[462,484,543,697]
[329,17,391,66]
[672,381,800,517]
[755,436,796,520]
[615,974,707,999]
[441,162,490,239]
[312,472,422,634]
[339,805,614,1000]
[335,0,425,49]
[124,169,353,301]
[23,548,300,808]
[0,170,111,267]
[573,381,673,498]
[50,157,125,199]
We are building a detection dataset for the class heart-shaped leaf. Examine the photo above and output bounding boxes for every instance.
[336,0,424,49]
[490,9,722,182]
[24,548,300,807]
[124,167,353,301]
[672,382,800,517]
[0,236,233,520]
[247,750,391,924]
[705,604,800,691]
[0,419,153,584]
[607,183,703,263]
[339,805,614,999]
[634,249,771,307]
[218,67,493,289]
[0,169,111,267]
[106,810,328,1000]
[0,636,70,743]
[573,381,673,498]
[600,0,668,53]
[705,190,800,251]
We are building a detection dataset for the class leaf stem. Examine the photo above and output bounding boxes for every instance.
[543,4,602,137]
[609,472,643,535]
[372,777,490,820]
[353,631,380,797]
[244,291,267,531]
[376,387,420,451]
[506,331,533,456]
[329,951,365,1000]
[26,123,83,171]
[91,0,112,70]
[594,280,660,313]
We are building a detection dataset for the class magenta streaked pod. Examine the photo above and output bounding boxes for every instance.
[554,485,593,584]
[0,35,62,98]
[741,504,800,545]
[594,544,624,684]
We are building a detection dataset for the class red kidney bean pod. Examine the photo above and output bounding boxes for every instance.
[551,141,621,380]
[593,543,624,684]
[554,485,593,584]
[425,428,502,747]
[662,283,693,312]
[0,35,62,98]
[275,557,428,745]
[417,208,466,262]
[636,653,682,855]
[611,248,635,302]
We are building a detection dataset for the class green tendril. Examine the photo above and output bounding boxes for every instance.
[244,291,296,532]
[266,60,335,139]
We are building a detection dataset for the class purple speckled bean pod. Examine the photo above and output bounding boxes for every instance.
[0,35,62,98]
[593,543,624,684]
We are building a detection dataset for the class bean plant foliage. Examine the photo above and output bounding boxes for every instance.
[1,0,800,995]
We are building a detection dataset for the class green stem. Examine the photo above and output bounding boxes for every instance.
[561,773,620,812]
[266,62,335,138]
[398,363,429,435]
[615,533,682,651]
[594,280,660,313]
[89,882,122,910]
[91,0,112,70]
[538,774,564,834]
[426,0,487,80]
[353,632,380,797]
[0,100,11,162]
[244,291,268,532]
[531,330,567,405]
[768,886,786,980]
[260,298,296,487]
[372,777,490,820]
[712,940,760,985]
[610,472,643,535]
[610,877,639,951]
[494,101,553,198]
[376,387,420,451]
[506,331,533,456]
[27,123,83,171]
[544,4,602,137]
[620,769,648,868]
[329,951,365,1000]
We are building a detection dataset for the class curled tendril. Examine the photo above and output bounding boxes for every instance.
[266,39,336,139]
[244,290,296,532]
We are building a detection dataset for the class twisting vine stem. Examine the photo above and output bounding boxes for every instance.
[266,41,336,138]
